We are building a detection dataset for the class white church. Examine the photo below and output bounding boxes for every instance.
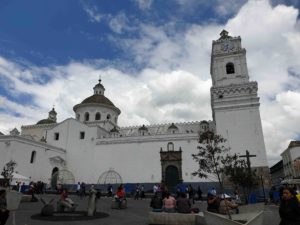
[0,31,269,189]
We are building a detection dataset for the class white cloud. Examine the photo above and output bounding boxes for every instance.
[81,3,103,23]
[81,3,134,34]
[133,0,153,10]
[214,0,247,16]
[1,0,300,167]
[108,12,134,34]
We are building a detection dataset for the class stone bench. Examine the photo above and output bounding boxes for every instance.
[20,195,32,202]
[148,211,205,225]
[203,211,264,225]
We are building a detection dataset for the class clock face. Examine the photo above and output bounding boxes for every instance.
[221,41,234,51]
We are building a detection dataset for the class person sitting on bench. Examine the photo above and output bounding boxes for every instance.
[59,189,76,211]
[150,192,163,212]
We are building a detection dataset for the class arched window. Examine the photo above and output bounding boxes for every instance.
[167,142,174,151]
[95,112,101,120]
[76,114,80,120]
[30,151,36,164]
[226,62,235,74]
[107,114,111,120]
[84,112,89,121]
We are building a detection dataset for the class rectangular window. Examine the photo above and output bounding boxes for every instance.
[54,132,59,140]
[80,132,85,139]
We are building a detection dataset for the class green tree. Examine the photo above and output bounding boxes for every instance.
[223,155,258,203]
[192,131,231,193]
[192,131,238,219]
[1,160,17,187]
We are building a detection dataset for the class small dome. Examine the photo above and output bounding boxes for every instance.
[200,120,209,125]
[94,80,105,90]
[110,127,119,133]
[168,123,178,130]
[49,108,57,115]
[138,124,148,131]
[36,119,56,125]
[97,169,123,184]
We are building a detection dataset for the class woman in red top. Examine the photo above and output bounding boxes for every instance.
[60,189,75,210]
[115,184,126,209]
[116,185,125,199]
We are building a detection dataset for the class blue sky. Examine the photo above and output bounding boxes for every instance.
[0,0,300,165]
[0,0,240,66]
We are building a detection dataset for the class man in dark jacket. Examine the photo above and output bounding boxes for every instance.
[279,187,300,225]
[150,192,163,212]
[177,192,191,213]
[0,190,9,225]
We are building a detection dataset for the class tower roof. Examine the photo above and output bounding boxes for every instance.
[218,29,232,40]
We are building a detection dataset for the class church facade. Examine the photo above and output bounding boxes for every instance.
[0,31,269,188]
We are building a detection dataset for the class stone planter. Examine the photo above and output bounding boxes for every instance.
[203,211,264,225]
[6,190,23,211]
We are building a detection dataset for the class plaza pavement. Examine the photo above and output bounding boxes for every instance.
[7,194,207,225]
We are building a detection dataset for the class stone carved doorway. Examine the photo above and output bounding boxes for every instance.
[160,146,183,192]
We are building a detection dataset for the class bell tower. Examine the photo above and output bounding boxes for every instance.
[210,30,250,87]
[210,31,270,184]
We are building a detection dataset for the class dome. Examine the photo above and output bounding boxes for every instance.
[52,169,75,185]
[73,79,121,116]
[81,94,116,106]
[138,124,148,131]
[36,119,56,125]
[97,169,123,184]
[168,123,178,130]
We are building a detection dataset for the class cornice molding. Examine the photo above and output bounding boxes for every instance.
[95,133,198,145]
[21,123,57,129]
[212,48,246,57]
[0,135,66,153]
[211,81,258,99]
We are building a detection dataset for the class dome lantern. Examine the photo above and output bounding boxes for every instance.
[93,79,105,95]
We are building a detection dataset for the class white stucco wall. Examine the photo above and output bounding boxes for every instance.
[63,134,205,184]
[44,119,211,184]
[214,107,267,167]
[0,136,65,183]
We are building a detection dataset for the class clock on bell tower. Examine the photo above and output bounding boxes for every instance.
[210,30,250,87]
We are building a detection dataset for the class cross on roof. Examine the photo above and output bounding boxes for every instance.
[239,150,256,173]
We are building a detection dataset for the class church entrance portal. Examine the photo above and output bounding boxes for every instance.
[165,165,179,191]
[160,146,183,192]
